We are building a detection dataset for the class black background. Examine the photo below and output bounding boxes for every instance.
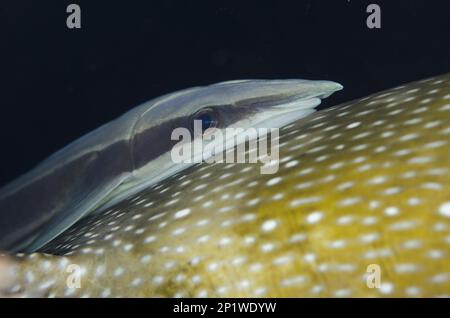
[0,0,449,187]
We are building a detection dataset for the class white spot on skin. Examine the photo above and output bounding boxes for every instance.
[430,274,449,284]
[427,249,444,259]
[329,162,345,170]
[334,289,352,297]
[439,104,450,111]
[408,157,433,164]
[152,276,165,285]
[172,228,186,236]
[402,171,416,179]
[394,149,412,157]
[216,286,229,295]
[298,167,315,176]
[38,280,55,291]
[438,202,450,217]
[306,211,323,224]
[303,253,316,263]
[433,222,448,232]
[266,177,282,186]
[244,236,256,245]
[444,236,450,244]
[336,215,355,225]
[338,197,361,207]
[113,267,125,277]
[175,246,185,253]
[134,228,145,235]
[335,264,356,272]
[144,236,157,244]
[237,280,251,289]
[218,237,232,247]
[271,193,284,201]
[384,206,400,216]
[249,263,263,272]
[359,232,380,244]
[379,282,394,294]
[196,219,210,227]
[231,256,247,266]
[369,201,380,210]
[191,275,202,284]
[303,284,323,297]
[174,208,191,219]
[273,255,294,266]
[405,287,421,296]
[280,276,306,287]
[290,197,322,207]
[289,233,307,243]
[336,182,354,191]
[202,201,214,208]
[261,219,279,232]
[402,240,422,249]
[295,181,314,190]
[328,240,347,249]
[253,287,267,296]
[260,243,276,253]
[25,271,35,283]
[382,187,402,195]
[407,198,422,206]
[395,264,419,273]
[207,262,219,271]
[130,278,143,287]
[241,213,256,222]
[367,176,387,185]
[424,121,441,129]
[285,160,299,168]
[246,198,261,206]
[140,255,152,264]
[346,122,361,129]
[425,141,447,149]
[389,220,417,231]
[174,274,186,283]
[123,243,133,251]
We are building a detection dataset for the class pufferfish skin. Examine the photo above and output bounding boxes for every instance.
[2,73,450,298]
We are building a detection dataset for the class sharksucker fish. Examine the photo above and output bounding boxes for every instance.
[1,73,450,298]
[0,79,341,253]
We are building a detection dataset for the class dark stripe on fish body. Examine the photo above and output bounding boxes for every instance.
[0,140,133,251]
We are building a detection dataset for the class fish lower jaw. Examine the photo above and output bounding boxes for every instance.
[271,96,322,110]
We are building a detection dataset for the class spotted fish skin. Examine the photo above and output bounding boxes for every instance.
[3,74,450,298]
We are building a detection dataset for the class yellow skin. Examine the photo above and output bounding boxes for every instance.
[1,73,450,297]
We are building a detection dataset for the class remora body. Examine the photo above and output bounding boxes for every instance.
[0,79,342,252]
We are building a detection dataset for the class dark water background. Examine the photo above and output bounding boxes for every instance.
[0,0,449,187]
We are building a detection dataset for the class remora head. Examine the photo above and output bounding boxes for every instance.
[134,79,343,136]
[108,79,343,207]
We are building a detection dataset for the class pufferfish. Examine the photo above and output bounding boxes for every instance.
[1,74,450,297]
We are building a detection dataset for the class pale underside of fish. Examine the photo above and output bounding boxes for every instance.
[2,73,450,298]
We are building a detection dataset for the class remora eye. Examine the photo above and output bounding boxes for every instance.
[192,108,219,134]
